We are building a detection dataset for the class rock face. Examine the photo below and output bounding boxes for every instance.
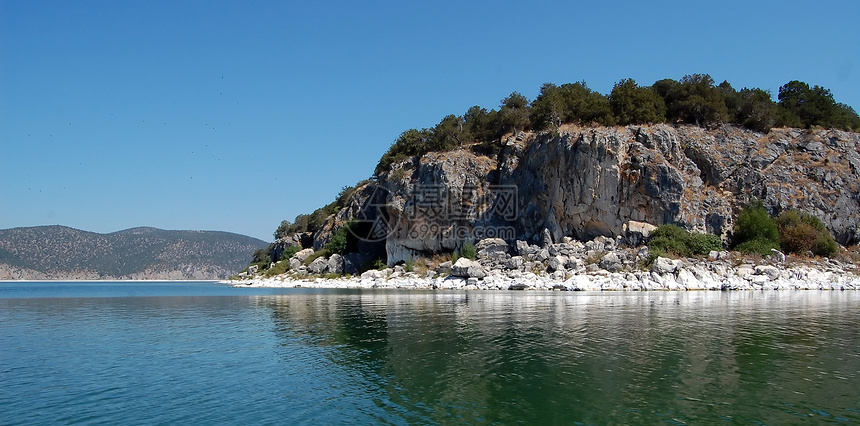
[354,125,860,264]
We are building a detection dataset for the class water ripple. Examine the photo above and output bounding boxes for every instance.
[1,287,859,424]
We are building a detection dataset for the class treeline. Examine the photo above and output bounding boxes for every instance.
[376,75,860,175]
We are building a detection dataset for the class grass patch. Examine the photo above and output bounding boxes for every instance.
[263,260,290,277]
[648,224,722,258]
[302,250,327,266]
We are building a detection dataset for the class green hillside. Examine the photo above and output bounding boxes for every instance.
[0,226,268,279]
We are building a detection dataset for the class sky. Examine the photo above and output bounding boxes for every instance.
[1,0,858,242]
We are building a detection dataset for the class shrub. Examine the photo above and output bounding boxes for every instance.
[735,238,780,256]
[732,201,779,250]
[324,220,361,256]
[648,224,723,258]
[609,78,666,125]
[251,246,272,264]
[776,210,838,257]
[404,258,415,273]
[453,243,477,261]
[324,225,349,255]
[282,245,302,260]
[688,233,724,254]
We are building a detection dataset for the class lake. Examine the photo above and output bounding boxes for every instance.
[1,282,858,424]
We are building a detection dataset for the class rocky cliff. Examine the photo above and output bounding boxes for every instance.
[314,125,859,265]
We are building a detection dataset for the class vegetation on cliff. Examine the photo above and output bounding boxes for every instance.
[259,76,857,276]
[375,75,859,176]
[730,202,839,257]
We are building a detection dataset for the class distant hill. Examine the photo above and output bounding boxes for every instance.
[0,226,269,280]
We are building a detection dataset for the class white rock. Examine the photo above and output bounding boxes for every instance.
[651,257,681,274]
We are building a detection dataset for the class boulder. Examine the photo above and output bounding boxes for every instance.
[651,257,681,274]
[292,248,315,263]
[598,252,623,272]
[467,263,488,279]
[548,255,568,272]
[247,265,259,275]
[451,258,474,278]
[436,261,453,275]
[770,249,786,263]
[328,254,344,274]
[541,228,553,247]
[515,240,538,256]
[755,265,781,280]
[360,269,385,280]
[307,256,329,274]
[450,258,488,279]
[505,256,524,270]
[535,249,550,262]
[565,257,585,270]
[622,221,658,246]
[289,258,302,270]
[475,238,509,257]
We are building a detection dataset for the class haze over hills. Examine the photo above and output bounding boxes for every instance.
[0,226,268,280]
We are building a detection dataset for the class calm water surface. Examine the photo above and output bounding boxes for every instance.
[1,281,858,424]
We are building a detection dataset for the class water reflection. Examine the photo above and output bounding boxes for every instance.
[256,291,860,424]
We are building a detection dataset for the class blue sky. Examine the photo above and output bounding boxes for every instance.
[1,0,858,242]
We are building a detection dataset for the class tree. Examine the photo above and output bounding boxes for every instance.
[777,80,859,130]
[274,220,292,240]
[674,74,729,126]
[499,92,531,134]
[432,114,468,150]
[732,201,780,255]
[735,88,777,133]
[464,105,492,141]
[776,210,838,257]
[375,128,433,175]
[530,83,565,130]
[609,78,666,125]
[837,103,860,131]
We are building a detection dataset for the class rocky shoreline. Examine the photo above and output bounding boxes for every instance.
[229,235,860,291]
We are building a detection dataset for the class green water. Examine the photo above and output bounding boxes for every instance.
[1,283,858,424]
[261,290,860,424]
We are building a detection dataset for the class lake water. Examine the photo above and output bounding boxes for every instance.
[1,282,858,425]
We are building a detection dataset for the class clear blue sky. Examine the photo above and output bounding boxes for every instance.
[1,0,858,242]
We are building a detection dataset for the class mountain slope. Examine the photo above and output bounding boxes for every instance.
[0,226,268,280]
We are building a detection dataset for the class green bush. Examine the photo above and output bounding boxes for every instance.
[324,225,349,255]
[404,258,415,273]
[648,224,722,258]
[732,201,779,250]
[609,78,666,125]
[283,245,302,258]
[454,243,477,262]
[735,238,780,256]
[776,210,838,257]
[688,233,724,254]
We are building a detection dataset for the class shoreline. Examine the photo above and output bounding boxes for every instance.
[227,261,860,291]
[0,279,221,283]
[230,236,860,291]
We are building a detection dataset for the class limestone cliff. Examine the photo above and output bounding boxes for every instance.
[315,125,860,265]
